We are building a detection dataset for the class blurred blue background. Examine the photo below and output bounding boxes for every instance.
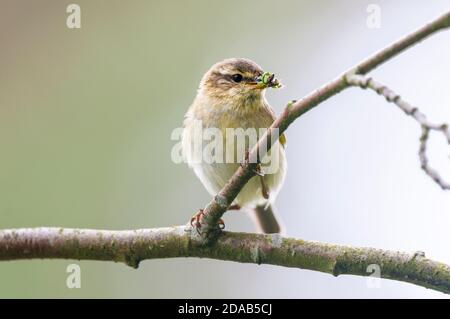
[1,0,450,298]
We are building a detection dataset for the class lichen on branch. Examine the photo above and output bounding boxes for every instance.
[1,227,450,294]
[1,11,450,296]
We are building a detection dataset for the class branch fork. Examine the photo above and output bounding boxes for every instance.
[2,11,450,295]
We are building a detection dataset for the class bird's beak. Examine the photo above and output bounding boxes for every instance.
[248,72,282,89]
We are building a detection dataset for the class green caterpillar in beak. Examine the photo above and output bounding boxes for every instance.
[257,72,282,88]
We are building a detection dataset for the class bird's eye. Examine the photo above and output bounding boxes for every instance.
[231,74,243,83]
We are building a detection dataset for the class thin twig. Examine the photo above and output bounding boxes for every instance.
[197,11,450,240]
[1,11,450,296]
[346,74,450,190]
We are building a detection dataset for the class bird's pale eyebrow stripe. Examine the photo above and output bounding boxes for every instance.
[211,70,255,83]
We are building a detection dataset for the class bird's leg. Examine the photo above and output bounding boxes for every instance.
[253,163,270,199]
[240,148,260,166]
[259,175,270,199]
[240,150,263,176]
[253,163,264,177]
[260,177,270,200]
[228,204,241,211]
[240,150,269,199]
[190,209,225,234]
[240,150,251,168]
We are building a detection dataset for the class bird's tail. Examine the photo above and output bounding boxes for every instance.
[250,204,283,234]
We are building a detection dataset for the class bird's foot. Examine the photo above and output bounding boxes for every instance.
[240,152,268,199]
[190,209,205,234]
[190,209,225,234]
[240,151,264,176]
[240,150,251,168]
[253,163,264,177]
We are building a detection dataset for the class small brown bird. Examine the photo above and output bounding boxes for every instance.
[182,58,287,233]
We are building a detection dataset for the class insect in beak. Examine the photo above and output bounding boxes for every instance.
[249,72,282,89]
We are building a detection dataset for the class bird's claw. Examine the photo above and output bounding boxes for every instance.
[240,150,251,168]
[240,151,268,199]
[190,209,226,234]
[240,150,264,177]
[190,209,205,234]
[253,163,264,177]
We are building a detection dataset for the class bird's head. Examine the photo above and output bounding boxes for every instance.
[198,58,281,103]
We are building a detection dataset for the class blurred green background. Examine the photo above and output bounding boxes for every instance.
[1,0,450,298]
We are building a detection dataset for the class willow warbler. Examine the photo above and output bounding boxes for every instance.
[182,58,286,233]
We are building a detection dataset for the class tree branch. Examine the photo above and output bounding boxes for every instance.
[1,227,450,294]
[1,11,450,296]
[346,74,450,190]
[198,11,450,240]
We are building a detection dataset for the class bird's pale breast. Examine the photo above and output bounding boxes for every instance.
[182,94,287,208]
